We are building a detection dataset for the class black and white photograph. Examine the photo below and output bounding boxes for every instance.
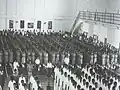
[37,21,41,29]
[9,20,14,28]
[28,23,34,28]
[48,21,52,29]
[20,20,25,29]
[1,0,120,90]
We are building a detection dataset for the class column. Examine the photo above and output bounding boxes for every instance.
[107,26,117,47]
[107,27,115,45]
[88,23,94,37]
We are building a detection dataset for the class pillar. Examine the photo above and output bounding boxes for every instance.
[88,23,94,37]
[107,26,120,48]
[107,26,115,46]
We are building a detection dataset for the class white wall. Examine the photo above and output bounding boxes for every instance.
[93,24,107,42]
[76,0,108,12]
[0,0,109,31]
[75,0,120,48]
[0,0,77,31]
[107,0,120,13]
[1,0,120,48]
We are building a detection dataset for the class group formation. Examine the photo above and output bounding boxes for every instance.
[54,62,120,90]
[0,29,120,90]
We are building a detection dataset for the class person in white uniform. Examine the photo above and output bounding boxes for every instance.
[80,53,83,65]
[94,52,97,64]
[8,76,16,90]
[18,74,26,86]
[114,54,118,64]
[46,61,54,77]
[106,54,110,67]
[64,54,70,65]
[90,53,94,65]
[102,53,106,66]
[19,80,25,90]
[32,77,38,90]
[0,85,2,90]
[13,60,19,72]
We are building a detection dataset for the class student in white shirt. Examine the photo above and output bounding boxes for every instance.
[0,85,2,90]
[13,60,19,75]
[13,60,19,70]
[32,80,38,90]
[8,76,16,90]
[18,74,26,86]
[64,55,70,65]
[29,75,35,85]
[19,80,25,90]
[46,61,54,77]
[46,61,53,68]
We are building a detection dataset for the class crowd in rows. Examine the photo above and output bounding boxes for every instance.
[0,57,55,90]
[54,62,120,90]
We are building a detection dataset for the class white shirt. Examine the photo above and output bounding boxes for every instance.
[35,58,40,65]
[94,54,97,63]
[0,85,2,90]
[13,61,19,69]
[32,81,38,90]
[29,76,35,84]
[8,80,16,90]
[18,76,26,85]
[90,55,94,64]
[80,54,83,64]
[19,84,25,90]
[64,57,69,65]
[47,63,53,68]
[102,54,106,65]
[115,54,118,63]
[107,55,110,65]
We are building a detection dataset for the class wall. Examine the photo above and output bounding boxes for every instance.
[0,0,76,31]
[0,0,110,31]
[76,0,108,12]
[107,0,120,13]
[81,21,107,42]
[1,0,120,47]
[75,0,120,48]
[79,20,120,48]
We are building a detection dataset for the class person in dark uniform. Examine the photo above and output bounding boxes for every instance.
[0,63,5,90]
